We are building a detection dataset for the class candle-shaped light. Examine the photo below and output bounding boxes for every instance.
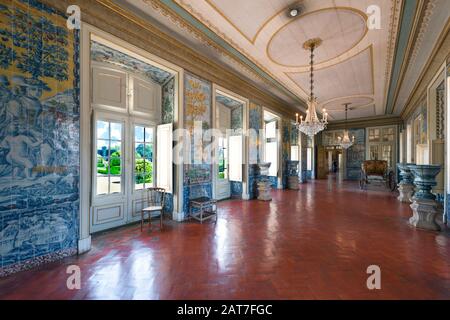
[296,113,299,124]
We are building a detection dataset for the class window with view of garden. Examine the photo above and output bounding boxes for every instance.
[96,120,123,195]
[135,126,154,190]
[218,136,228,180]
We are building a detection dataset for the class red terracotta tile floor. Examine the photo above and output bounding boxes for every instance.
[1,177,450,300]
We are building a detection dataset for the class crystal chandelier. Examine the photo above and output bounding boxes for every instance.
[338,103,355,149]
[295,38,328,137]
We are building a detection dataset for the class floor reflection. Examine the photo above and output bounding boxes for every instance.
[1,179,449,299]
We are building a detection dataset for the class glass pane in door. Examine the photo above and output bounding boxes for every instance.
[382,145,393,167]
[134,126,154,190]
[95,120,123,195]
[370,145,379,160]
[218,136,228,180]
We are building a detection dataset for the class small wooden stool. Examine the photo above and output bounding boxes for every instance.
[189,197,217,223]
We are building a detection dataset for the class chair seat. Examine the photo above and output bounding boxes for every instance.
[142,206,163,212]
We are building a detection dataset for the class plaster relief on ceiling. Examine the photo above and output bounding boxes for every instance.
[328,104,376,120]
[129,0,401,120]
[267,7,367,67]
[322,96,374,111]
[286,46,374,103]
[205,0,293,44]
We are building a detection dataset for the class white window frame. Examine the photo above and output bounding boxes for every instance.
[291,145,299,161]
[365,125,398,168]
[92,111,127,201]
[132,122,156,193]
[264,119,278,177]
[307,147,313,171]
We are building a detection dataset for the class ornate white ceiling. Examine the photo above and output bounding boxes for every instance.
[170,0,400,120]
[118,0,402,120]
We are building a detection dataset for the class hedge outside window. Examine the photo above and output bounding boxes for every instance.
[96,120,123,195]
[135,126,154,190]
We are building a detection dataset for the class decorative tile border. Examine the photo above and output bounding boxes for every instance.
[0,248,77,278]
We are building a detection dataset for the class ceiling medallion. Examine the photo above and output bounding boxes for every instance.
[295,38,328,137]
[338,103,355,149]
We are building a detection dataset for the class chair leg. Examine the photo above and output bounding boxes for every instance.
[141,210,143,232]
[149,212,152,230]
[160,211,163,230]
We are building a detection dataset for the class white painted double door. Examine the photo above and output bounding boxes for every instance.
[90,64,172,233]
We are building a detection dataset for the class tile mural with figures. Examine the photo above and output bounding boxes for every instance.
[183,72,212,185]
[182,73,212,216]
[0,0,80,273]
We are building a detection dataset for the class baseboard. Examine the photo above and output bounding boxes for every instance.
[77,236,91,254]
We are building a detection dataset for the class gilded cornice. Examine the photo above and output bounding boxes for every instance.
[383,0,402,108]
[401,16,450,120]
[407,0,438,68]
[387,0,426,114]
[39,0,298,119]
[172,0,301,99]
[144,0,304,106]
[326,115,403,130]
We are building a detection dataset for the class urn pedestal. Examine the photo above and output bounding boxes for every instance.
[397,163,415,203]
[408,164,442,231]
[257,163,272,201]
[286,160,300,190]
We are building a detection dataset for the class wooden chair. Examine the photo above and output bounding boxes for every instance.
[141,187,166,231]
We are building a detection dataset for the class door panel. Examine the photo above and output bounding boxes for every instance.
[91,202,126,233]
[317,146,328,179]
[91,115,128,232]
[229,135,243,182]
[131,77,161,121]
[92,66,127,110]
[157,123,173,193]
[215,103,231,200]
[128,124,155,223]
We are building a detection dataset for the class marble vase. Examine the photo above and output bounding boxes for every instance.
[408,164,442,231]
[257,162,272,201]
[396,163,415,203]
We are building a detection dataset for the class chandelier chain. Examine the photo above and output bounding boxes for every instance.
[295,38,328,137]
[338,103,354,149]
[310,44,314,101]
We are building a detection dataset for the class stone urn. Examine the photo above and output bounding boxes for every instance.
[408,164,442,231]
[286,160,299,190]
[396,163,415,203]
[257,162,272,201]
[258,162,271,177]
